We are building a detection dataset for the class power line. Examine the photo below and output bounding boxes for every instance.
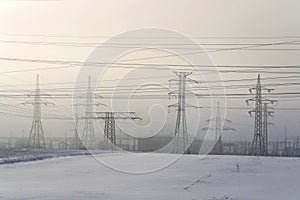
[0,106,299,121]
[2,92,300,99]
[1,38,300,47]
[0,39,298,72]
[116,39,300,62]
[3,33,300,39]
[1,79,300,92]
[0,74,299,88]
[0,56,300,69]
[2,38,300,51]
[0,57,300,76]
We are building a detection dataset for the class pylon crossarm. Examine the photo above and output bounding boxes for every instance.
[20,100,34,105]
[94,93,103,99]
[168,78,180,83]
[223,126,236,131]
[249,88,256,93]
[246,97,256,105]
[260,86,274,92]
[168,91,178,98]
[185,77,199,84]
[95,102,107,107]
[168,103,179,108]
[201,127,214,131]
[260,98,276,103]
[114,117,142,120]
[94,112,141,120]
[168,90,178,94]
[184,92,200,96]
[185,103,201,109]
[248,110,256,117]
[26,91,51,97]
[42,101,55,106]
[173,71,192,77]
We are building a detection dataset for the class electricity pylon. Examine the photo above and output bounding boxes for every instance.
[79,76,105,149]
[168,71,199,154]
[202,102,235,154]
[94,112,141,150]
[284,125,288,156]
[72,104,84,149]
[246,74,276,156]
[23,74,54,149]
[262,102,274,155]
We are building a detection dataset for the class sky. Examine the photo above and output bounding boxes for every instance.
[0,0,299,142]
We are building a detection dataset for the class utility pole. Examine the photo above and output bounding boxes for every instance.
[94,112,141,150]
[246,74,276,156]
[23,74,54,149]
[202,102,235,154]
[168,71,199,154]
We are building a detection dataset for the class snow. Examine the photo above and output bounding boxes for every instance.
[0,152,299,200]
[0,149,94,164]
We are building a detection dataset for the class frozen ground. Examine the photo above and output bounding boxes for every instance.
[0,152,299,200]
[0,148,95,164]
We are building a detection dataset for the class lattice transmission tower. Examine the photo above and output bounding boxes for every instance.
[262,102,274,155]
[79,76,105,149]
[72,104,84,149]
[23,74,54,148]
[168,71,199,154]
[95,112,141,150]
[246,74,276,156]
[202,102,235,154]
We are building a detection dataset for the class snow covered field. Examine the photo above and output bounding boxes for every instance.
[0,152,299,200]
[0,149,94,164]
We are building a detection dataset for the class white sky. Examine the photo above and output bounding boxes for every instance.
[0,0,299,141]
